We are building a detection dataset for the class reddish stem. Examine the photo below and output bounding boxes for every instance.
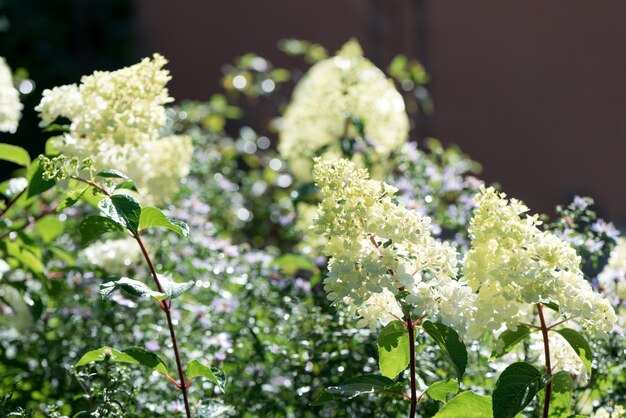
[407,313,418,418]
[537,303,552,418]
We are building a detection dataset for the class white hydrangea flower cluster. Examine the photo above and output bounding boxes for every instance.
[0,56,22,133]
[279,40,409,182]
[35,54,192,205]
[314,157,476,332]
[82,238,142,274]
[463,187,616,338]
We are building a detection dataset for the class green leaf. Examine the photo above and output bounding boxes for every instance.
[311,375,404,405]
[114,181,138,192]
[555,328,592,374]
[492,326,532,358]
[426,378,459,403]
[422,321,467,379]
[26,162,55,198]
[187,359,225,392]
[96,169,131,180]
[100,277,166,301]
[138,207,189,238]
[0,143,30,167]
[377,320,410,379]
[57,186,89,211]
[34,216,64,244]
[544,371,573,418]
[75,346,169,376]
[98,194,141,235]
[492,362,550,418]
[79,216,124,246]
[160,275,194,299]
[432,391,493,418]
[270,253,316,275]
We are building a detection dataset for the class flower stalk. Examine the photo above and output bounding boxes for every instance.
[537,303,552,418]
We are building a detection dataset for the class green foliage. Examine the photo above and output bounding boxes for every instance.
[492,326,532,358]
[422,321,467,379]
[312,375,404,405]
[76,346,169,376]
[79,215,124,246]
[186,359,226,392]
[0,143,31,167]
[432,391,493,418]
[555,328,593,374]
[492,362,550,418]
[99,277,166,301]
[138,207,189,238]
[98,195,142,235]
[426,379,459,403]
[377,320,410,379]
[543,371,573,418]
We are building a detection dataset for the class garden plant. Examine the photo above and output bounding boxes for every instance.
[0,39,624,418]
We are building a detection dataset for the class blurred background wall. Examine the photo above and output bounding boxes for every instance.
[2,0,626,222]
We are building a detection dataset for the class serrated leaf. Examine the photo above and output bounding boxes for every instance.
[312,375,404,405]
[492,362,550,418]
[187,359,225,392]
[100,277,166,301]
[426,378,459,403]
[138,207,189,238]
[422,321,467,379]
[432,391,493,418]
[75,346,169,376]
[555,328,592,374]
[377,320,410,379]
[492,326,532,358]
[98,194,141,235]
[542,371,573,418]
[96,169,131,180]
[26,162,55,198]
[0,143,30,167]
[79,216,124,246]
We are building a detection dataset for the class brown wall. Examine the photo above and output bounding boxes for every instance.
[136,0,626,222]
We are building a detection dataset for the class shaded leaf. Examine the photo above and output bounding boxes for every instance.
[98,195,141,235]
[79,216,124,246]
[543,370,573,418]
[26,163,55,198]
[422,321,467,379]
[492,326,532,358]
[493,362,550,418]
[377,320,410,379]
